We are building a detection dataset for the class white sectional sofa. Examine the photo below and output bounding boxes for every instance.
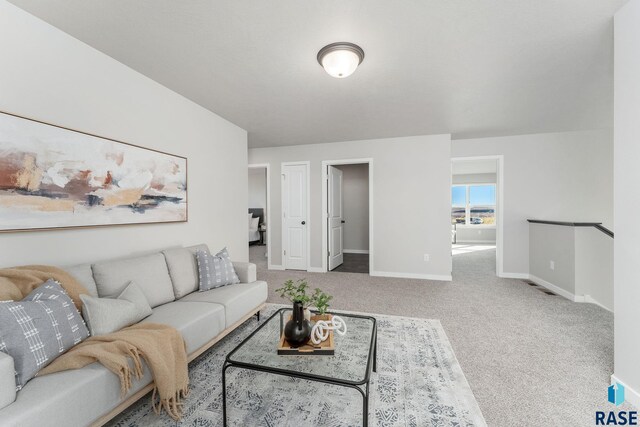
[0,244,267,427]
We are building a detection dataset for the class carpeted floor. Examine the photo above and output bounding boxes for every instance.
[252,244,621,426]
[110,304,486,426]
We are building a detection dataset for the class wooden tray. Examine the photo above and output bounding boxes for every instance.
[277,314,335,355]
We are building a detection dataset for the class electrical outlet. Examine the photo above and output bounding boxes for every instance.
[424,254,430,262]
[478,230,482,235]
[550,260,555,270]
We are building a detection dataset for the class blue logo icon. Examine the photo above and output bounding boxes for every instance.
[608,382,625,406]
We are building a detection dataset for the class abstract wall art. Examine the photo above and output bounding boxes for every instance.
[0,112,187,232]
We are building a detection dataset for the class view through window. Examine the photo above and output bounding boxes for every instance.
[451,184,496,225]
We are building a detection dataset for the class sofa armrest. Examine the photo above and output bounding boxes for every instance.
[232,261,256,283]
[0,352,16,410]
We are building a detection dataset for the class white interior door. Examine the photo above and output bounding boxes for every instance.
[282,164,308,270]
[328,166,344,270]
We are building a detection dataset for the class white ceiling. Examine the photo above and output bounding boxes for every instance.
[452,159,497,175]
[9,0,626,148]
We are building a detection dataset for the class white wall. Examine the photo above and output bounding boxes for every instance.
[452,129,613,276]
[574,227,613,311]
[455,227,496,244]
[0,1,248,267]
[614,0,640,406]
[336,164,369,253]
[248,168,267,220]
[249,134,452,280]
[529,223,576,295]
[528,224,613,311]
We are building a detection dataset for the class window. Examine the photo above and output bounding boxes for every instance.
[451,186,466,225]
[451,184,496,225]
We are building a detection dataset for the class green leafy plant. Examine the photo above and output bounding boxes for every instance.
[311,288,333,315]
[275,279,333,314]
[275,279,312,307]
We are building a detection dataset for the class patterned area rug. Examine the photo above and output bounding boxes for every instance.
[109,304,486,426]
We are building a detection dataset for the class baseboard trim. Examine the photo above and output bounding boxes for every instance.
[370,270,452,281]
[528,275,612,311]
[307,267,325,273]
[582,295,613,313]
[612,374,640,409]
[528,274,576,301]
[268,264,285,271]
[455,240,496,244]
[343,249,370,254]
[499,272,529,279]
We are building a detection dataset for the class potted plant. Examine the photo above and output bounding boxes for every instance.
[311,288,333,320]
[275,279,312,316]
[275,279,313,347]
[275,279,334,320]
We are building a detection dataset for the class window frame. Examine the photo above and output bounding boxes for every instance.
[451,183,496,227]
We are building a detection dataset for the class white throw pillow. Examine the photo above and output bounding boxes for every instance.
[80,281,152,336]
[250,216,259,230]
[248,213,254,227]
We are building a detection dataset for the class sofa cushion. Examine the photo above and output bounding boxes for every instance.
[196,248,240,291]
[92,253,174,308]
[140,301,225,354]
[0,361,153,427]
[64,264,98,297]
[231,261,257,284]
[0,280,89,390]
[80,282,152,336]
[162,244,209,299]
[180,281,267,328]
[0,352,16,410]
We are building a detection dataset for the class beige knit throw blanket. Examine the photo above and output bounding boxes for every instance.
[0,265,88,310]
[39,323,189,420]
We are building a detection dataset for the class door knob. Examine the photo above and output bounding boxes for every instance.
[301,221,306,225]
[341,220,346,223]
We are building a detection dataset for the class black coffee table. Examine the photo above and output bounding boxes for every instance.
[222,307,377,426]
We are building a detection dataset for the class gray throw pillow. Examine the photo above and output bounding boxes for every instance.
[196,248,240,291]
[0,279,89,390]
[80,281,152,336]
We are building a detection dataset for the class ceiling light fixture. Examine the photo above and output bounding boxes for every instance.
[317,42,365,79]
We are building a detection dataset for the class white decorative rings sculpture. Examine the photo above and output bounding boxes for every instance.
[310,315,348,345]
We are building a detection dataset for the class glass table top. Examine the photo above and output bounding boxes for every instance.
[227,308,376,385]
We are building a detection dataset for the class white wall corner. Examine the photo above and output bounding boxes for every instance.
[611,374,640,409]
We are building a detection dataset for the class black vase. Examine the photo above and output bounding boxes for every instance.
[284,301,312,348]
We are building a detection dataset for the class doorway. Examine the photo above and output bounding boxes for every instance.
[322,159,373,274]
[450,156,504,276]
[248,164,270,270]
[281,162,310,271]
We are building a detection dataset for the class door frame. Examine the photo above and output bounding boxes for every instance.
[248,163,272,269]
[321,158,374,273]
[281,161,311,271]
[450,155,505,277]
